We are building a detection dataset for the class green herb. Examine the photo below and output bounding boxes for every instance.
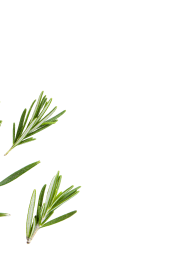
[0,213,10,217]
[0,101,3,126]
[0,160,41,217]
[0,160,41,187]
[26,171,80,244]
[4,91,66,155]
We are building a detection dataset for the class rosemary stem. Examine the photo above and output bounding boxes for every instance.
[4,147,13,156]
[27,224,39,244]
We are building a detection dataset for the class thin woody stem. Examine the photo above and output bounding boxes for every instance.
[3,145,15,156]
[27,224,40,244]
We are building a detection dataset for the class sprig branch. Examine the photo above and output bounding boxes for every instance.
[4,91,66,155]
[26,171,81,244]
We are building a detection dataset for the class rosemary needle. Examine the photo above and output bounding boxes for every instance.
[0,161,40,218]
[0,161,40,186]
[0,213,10,217]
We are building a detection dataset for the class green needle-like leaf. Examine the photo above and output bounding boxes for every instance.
[26,124,51,138]
[36,183,47,224]
[0,160,41,217]
[26,172,80,244]
[38,96,47,114]
[41,211,77,228]
[45,110,66,123]
[24,99,36,129]
[61,185,74,196]
[26,189,36,238]
[18,137,36,145]
[43,173,59,216]
[0,213,10,217]
[13,123,15,144]
[29,91,44,124]
[51,191,80,212]
[37,206,41,224]
[15,109,26,142]
[51,185,74,206]
[5,91,66,155]
[37,184,46,209]
[53,174,62,200]
[0,161,40,186]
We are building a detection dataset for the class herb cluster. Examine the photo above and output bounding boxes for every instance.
[0,91,80,244]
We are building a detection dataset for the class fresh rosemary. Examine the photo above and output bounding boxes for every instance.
[4,91,66,155]
[1,92,81,244]
[26,171,81,244]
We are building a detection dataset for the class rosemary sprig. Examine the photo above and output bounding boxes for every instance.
[4,91,66,155]
[0,160,41,217]
[0,101,3,126]
[26,171,81,244]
